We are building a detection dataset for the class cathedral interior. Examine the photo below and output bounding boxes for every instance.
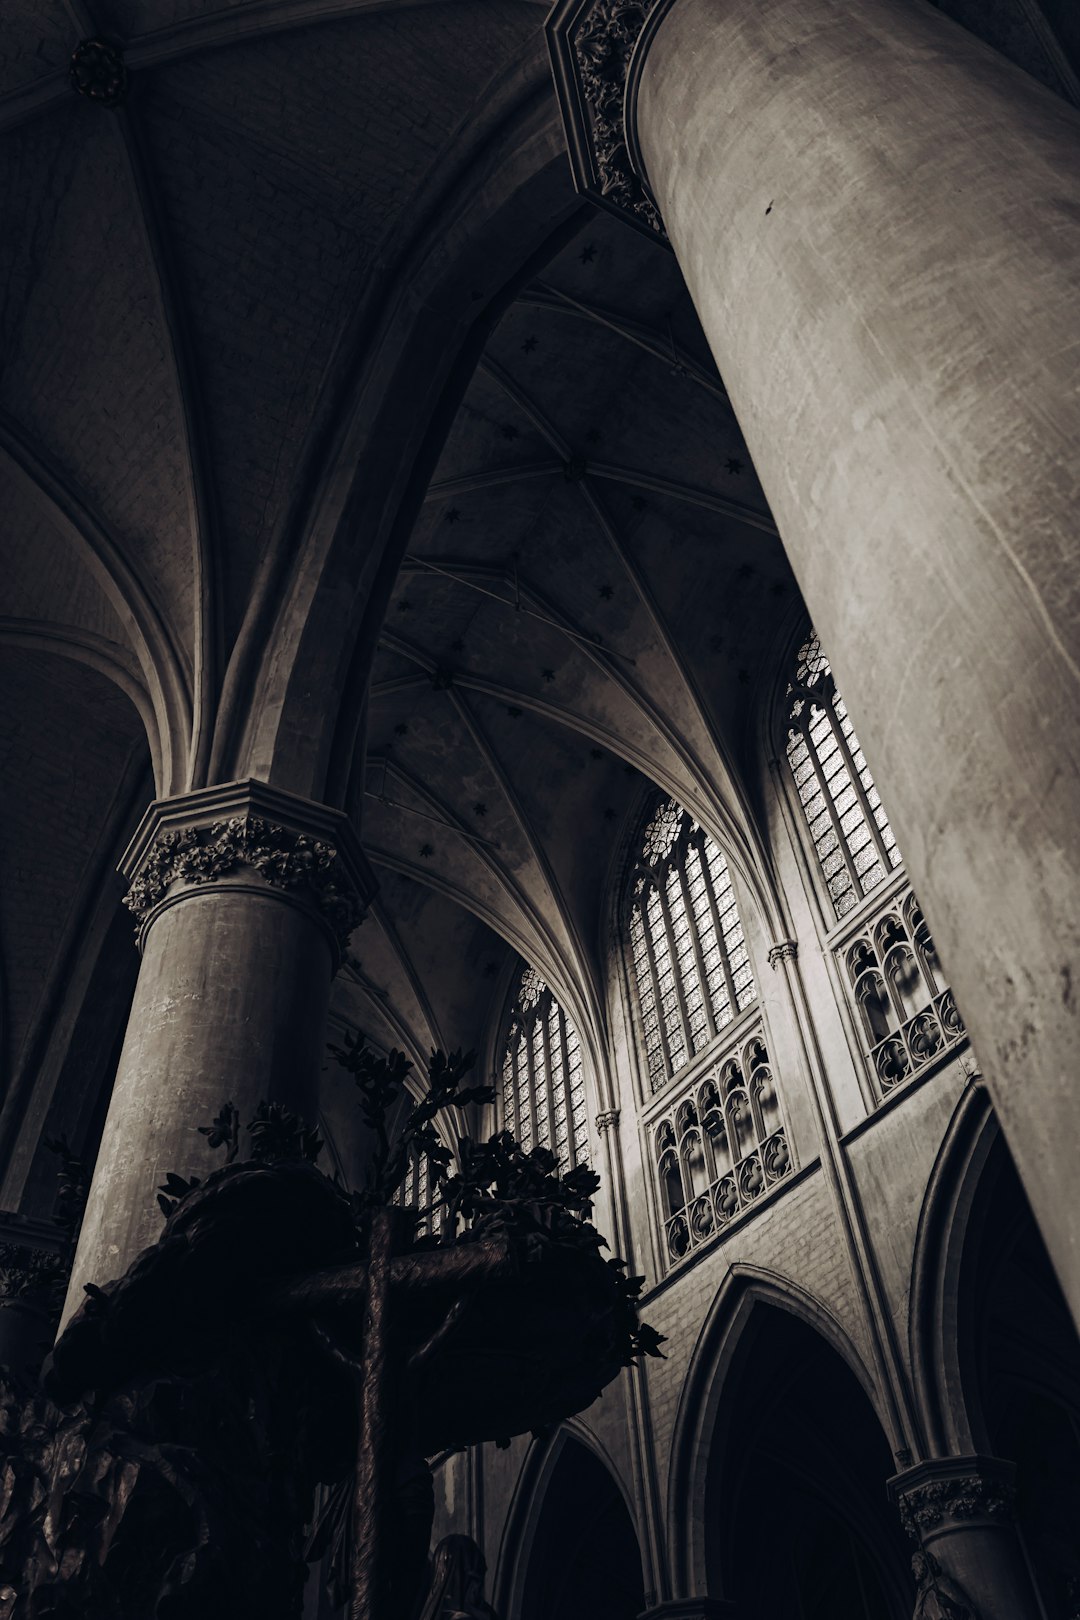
[1,0,1080,1615]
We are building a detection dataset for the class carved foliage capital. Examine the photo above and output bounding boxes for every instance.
[767,940,798,969]
[895,1471,1016,1541]
[0,1242,69,1307]
[595,1108,621,1132]
[547,0,666,239]
[123,813,366,953]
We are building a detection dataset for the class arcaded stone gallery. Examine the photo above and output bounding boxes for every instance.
[0,0,1078,1615]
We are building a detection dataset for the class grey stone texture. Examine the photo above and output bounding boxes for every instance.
[0,0,1077,1615]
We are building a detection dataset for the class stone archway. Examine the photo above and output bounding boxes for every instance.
[505,1430,645,1620]
[693,1295,911,1618]
[962,1138,1080,1610]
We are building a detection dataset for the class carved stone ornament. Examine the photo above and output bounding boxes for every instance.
[123,814,363,949]
[896,1472,1016,1540]
[119,783,376,962]
[0,1243,68,1307]
[547,0,667,239]
[595,1109,621,1132]
[767,940,799,969]
[69,38,128,106]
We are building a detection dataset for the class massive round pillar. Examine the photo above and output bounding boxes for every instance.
[63,780,373,1324]
[549,0,1080,1322]
[889,1456,1042,1620]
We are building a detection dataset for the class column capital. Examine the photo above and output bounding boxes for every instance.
[767,939,798,969]
[119,779,377,965]
[888,1454,1017,1541]
[546,0,671,240]
[595,1107,621,1132]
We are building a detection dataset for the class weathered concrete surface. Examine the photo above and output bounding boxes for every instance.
[63,885,332,1323]
[636,0,1080,1324]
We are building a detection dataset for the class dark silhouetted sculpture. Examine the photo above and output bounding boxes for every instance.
[912,1551,979,1620]
[418,1535,498,1620]
[0,1046,661,1620]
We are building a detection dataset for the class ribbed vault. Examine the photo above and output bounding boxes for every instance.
[349,210,801,1079]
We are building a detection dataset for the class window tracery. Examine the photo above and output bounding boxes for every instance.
[652,1030,791,1263]
[782,628,967,1095]
[499,966,589,1168]
[784,631,901,919]
[627,797,756,1092]
[845,892,965,1092]
[396,1137,444,1237]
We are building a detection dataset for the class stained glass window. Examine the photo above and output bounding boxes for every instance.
[784,630,901,920]
[395,1132,445,1237]
[627,797,757,1092]
[500,965,589,1169]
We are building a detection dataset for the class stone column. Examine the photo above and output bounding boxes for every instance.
[63,779,374,1325]
[548,0,1080,1323]
[889,1455,1042,1619]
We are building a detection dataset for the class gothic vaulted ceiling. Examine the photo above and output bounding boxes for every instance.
[337,211,803,1078]
[0,1,808,1134]
[2,0,1075,1176]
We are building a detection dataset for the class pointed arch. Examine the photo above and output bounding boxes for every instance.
[666,1264,886,1599]
[493,1424,643,1620]
[908,1081,998,1456]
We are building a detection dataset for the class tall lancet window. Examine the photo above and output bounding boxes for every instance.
[396,1136,444,1237]
[627,797,756,1094]
[784,630,902,920]
[499,966,588,1169]
[783,628,966,1093]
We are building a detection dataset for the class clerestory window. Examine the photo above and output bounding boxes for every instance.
[499,965,589,1168]
[784,630,901,920]
[626,796,756,1093]
[396,1136,444,1237]
[782,628,966,1093]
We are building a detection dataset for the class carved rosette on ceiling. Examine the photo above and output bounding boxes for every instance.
[547,0,667,240]
[120,781,376,963]
[889,1455,1017,1542]
[69,39,128,107]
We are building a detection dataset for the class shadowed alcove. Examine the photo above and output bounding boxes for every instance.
[705,1306,913,1618]
[964,1140,1080,1612]
[518,1436,644,1620]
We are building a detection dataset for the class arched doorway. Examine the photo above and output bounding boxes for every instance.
[705,1306,912,1619]
[518,1436,644,1620]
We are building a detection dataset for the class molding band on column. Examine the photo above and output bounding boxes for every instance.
[547,0,673,240]
[119,778,377,964]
